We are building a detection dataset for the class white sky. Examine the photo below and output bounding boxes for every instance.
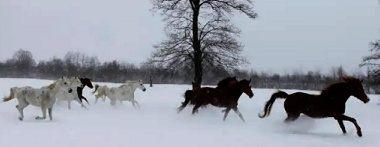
[0,0,379,74]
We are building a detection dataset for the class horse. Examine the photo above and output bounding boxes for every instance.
[258,76,370,137]
[177,79,254,122]
[55,77,87,109]
[2,77,74,121]
[91,80,137,103]
[76,77,93,105]
[92,80,147,107]
[181,77,239,109]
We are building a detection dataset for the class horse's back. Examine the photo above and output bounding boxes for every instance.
[284,92,317,112]
[284,92,337,117]
[193,87,222,101]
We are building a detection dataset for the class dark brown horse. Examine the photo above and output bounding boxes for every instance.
[178,79,254,122]
[258,77,370,137]
[182,77,239,107]
[76,78,94,105]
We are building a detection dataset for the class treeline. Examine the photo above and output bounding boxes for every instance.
[0,49,378,94]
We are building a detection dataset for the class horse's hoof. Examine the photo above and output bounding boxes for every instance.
[358,132,363,137]
[18,117,23,121]
[35,116,45,120]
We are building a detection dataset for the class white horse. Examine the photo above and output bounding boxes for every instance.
[54,77,86,109]
[92,80,147,107]
[2,77,73,121]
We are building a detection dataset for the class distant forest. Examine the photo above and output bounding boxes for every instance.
[0,49,378,94]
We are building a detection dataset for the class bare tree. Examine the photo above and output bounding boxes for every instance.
[360,39,380,85]
[12,49,36,77]
[330,65,346,80]
[149,0,258,90]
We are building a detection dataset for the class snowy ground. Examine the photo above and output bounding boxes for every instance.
[0,78,379,147]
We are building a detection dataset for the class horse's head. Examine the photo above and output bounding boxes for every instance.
[70,77,84,89]
[81,78,93,89]
[239,79,254,98]
[341,77,369,103]
[56,76,73,93]
[135,79,147,92]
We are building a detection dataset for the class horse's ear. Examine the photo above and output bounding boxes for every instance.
[359,79,363,83]
[61,76,64,79]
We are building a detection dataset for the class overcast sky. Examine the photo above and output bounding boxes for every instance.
[0,0,379,74]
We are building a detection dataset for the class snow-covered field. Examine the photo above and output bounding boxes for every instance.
[0,78,379,147]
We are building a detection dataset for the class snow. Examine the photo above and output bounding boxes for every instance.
[0,78,379,147]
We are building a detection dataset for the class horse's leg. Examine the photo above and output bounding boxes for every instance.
[223,108,231,121]
[130,100,136,108]
[335,114,363,137]
[132,100,140,109]
[48,107,53,121]
[110,99,116,106]
[191,104,202,115]
[81,96,90,106]
[95,97,99,104]
[36,104,47,120]
[74,97,87,109]
[334,118,346,134]
[232,107,245,122]
[67,100,71,110]
[95,94,102,103]
[56,98,62,105]
[284,113,300,123]
[16,100,29,121]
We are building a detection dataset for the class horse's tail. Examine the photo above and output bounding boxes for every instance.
[178,90,196,110]
[185,90,196,105]
[3,87,17,102]
[91,84,100,94]
[258,90,289,118]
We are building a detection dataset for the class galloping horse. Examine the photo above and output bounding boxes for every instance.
[3,77,75,121]
[76,77,93,105]
[92,80,147,107]
[258,76,370,137]
[55,77,87,109]
[182,77,239,108]
[178,79,254,122]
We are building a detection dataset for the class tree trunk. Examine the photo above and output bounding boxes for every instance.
[191,0,202,90]
[193,57,202,90]
[150,75,153,87]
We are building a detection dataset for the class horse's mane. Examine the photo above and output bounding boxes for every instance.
[320,76,362,96]
[81,77,91,80]
[47,80,58,90]
[216,77,237,89]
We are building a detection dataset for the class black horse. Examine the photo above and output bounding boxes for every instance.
[180,77,239,108]
[76,78,94,105]
[258,77,370,137]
